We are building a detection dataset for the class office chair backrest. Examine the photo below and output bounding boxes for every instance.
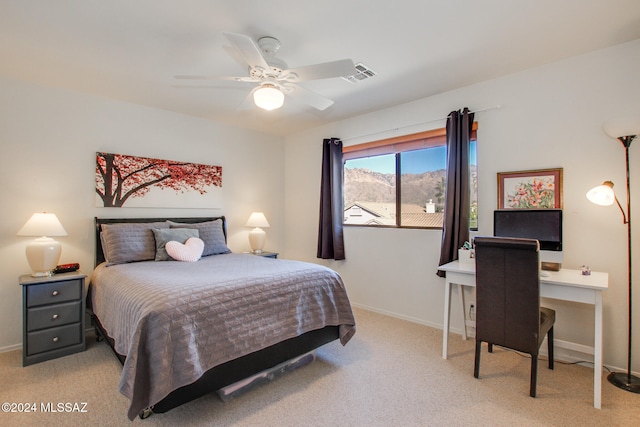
[474,236,541,355]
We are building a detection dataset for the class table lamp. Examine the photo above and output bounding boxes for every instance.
[245,212,270,254]
[586,117,639,393]
[17,212,68,277]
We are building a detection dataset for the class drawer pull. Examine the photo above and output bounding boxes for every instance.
[52,314,59,320]
[52,337,59,343]
[52,290,59,296]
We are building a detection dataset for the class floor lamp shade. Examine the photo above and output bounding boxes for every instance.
[602,117,640,140]
[245,212,270,254]
[17,213,68,277]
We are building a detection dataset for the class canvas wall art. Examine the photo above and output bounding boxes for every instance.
[96,152,223,208]
[497,168,562,209]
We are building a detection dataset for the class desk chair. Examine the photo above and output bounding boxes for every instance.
[473,236,555,397]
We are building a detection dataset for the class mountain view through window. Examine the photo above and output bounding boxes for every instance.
[344,142,477,228]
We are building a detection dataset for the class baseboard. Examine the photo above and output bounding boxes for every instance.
[0,343,21,353]
[350,303,448,332]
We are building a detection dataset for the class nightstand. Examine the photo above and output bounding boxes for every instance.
[250,251,278,259]
[20,271,86,366]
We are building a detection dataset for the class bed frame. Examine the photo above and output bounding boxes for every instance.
[89,216,340,418]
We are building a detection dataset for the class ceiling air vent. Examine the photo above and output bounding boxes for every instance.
[342,62,377,84]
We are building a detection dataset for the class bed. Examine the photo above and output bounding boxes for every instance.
[87,216,356,420]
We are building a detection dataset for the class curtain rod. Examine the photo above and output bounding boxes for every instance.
[340,105,501,142]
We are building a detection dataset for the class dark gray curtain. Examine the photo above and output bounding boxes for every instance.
[437,108,474,276]
[317,138,346,260]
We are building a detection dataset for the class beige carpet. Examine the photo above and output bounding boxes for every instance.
[1,308,638,426]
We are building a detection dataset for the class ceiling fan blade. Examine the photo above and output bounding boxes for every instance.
[223,32,271,72]
[285,83,334,111]
[174,75,257,83]
[171,84,253,90]
[285,59,355,82]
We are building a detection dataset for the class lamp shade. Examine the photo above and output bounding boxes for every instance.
[245,212,270,228]
[254,85,284,111]
[17,212,68,237]
[602,118,640,139]
[17,213,67,277]
[586,181,616,206]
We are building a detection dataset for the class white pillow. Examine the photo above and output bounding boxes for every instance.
[165,237,205,262]
[152,227,199,261]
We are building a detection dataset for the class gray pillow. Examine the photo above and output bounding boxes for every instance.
[101,221,169,265]
[168,219,231,256]
[152,228,200,261]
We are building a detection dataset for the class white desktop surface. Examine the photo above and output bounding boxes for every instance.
[438,260,608,408]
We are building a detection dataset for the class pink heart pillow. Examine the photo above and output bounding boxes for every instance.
[166,237,205,262]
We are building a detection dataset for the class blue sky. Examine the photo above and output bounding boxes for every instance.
[345,144,477,174]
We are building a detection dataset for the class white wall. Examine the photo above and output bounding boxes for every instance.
[284,40,640,371]
[2,39,639,373]
[0,77,284,350]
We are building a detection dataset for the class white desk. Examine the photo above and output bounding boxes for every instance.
[438,261,608,409]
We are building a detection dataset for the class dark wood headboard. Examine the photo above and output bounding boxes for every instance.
[94,216,227,266]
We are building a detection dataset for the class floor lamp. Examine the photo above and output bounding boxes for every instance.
[586,117,639,393]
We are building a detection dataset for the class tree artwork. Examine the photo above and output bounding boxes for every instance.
[96,152,222,207]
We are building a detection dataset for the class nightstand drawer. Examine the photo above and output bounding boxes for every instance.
[26,323,82,356]
[26,278,82,307]
[26,300,82,332]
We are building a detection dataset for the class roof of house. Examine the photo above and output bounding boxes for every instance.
[345,201,444,228]
[401,212,444,228]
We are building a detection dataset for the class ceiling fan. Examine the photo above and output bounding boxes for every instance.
[175,32,355,111]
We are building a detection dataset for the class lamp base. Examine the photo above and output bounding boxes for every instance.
[25,237,61,278]
[248,227,266,254]
[608,371,640,393]
[31,271,54,278]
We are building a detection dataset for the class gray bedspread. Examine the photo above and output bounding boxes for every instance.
[90,253,356,420]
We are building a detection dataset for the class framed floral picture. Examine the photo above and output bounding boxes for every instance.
[497,168,563,209]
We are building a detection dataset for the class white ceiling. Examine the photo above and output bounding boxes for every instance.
[1,1,639,136]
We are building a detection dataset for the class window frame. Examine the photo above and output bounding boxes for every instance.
[343,124,478,230]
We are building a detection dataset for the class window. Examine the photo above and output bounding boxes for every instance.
[343,126,477,229]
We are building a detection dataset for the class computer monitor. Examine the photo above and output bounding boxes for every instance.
[493,209,563,265]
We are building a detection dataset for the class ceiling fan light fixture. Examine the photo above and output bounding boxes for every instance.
[254,84,284,110]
